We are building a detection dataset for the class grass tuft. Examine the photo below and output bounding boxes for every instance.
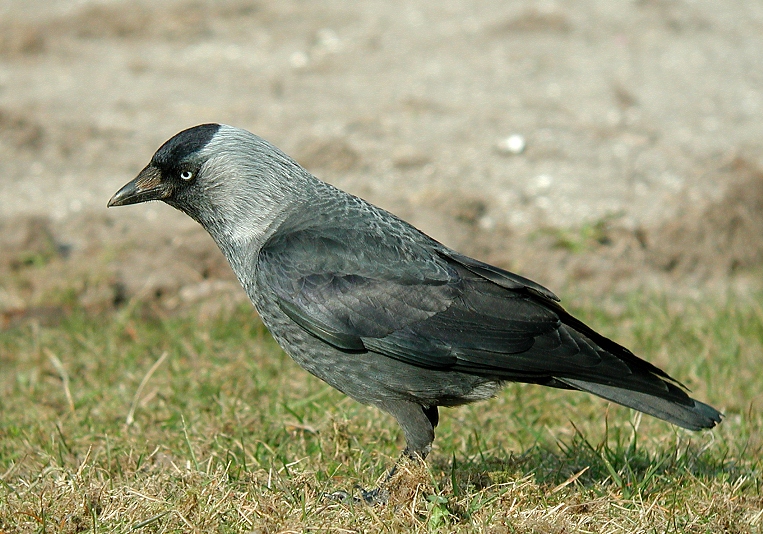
[0,295,761,532]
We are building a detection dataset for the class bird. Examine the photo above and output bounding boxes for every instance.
[108,123,722,463]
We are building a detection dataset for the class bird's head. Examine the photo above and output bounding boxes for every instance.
[108,124,312,247]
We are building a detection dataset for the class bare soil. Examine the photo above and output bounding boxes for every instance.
[1,0,763,324]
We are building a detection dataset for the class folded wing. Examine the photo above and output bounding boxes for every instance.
[257,221,721,430]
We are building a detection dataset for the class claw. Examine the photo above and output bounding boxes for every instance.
[323,486,389,505]
[357,485,389,505]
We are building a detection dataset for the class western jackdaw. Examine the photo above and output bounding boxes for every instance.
[109,124,721,460]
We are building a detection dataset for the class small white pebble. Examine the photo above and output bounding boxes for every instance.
[478,215,496,230]
[495,134,526,155]
[524,174,553,197]
[316,29,341,52]
[290,51,309,69]
[534,174,553,190]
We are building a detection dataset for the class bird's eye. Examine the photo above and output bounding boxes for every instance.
[180,170,193,181]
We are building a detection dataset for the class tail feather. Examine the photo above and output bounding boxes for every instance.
[559,378,722,430]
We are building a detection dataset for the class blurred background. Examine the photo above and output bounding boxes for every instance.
[1,0,762,322]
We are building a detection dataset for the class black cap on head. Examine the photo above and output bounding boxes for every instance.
[108,123,222,209]
[152,123,221,167]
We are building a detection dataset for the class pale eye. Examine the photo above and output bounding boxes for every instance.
[180,170,193,181]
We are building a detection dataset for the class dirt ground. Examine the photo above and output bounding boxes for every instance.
[1,0,763,323]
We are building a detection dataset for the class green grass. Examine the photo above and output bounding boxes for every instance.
[0,294,761,532]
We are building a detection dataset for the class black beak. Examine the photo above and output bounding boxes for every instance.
[108,165,172,207]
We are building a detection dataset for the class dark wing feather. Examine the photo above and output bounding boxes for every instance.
[363,273,631,379]
[438,249,560,302]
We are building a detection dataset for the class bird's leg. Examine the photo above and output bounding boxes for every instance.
[325,403,438,505]
[350,403,438,504]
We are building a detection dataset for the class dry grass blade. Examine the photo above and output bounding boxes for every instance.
[551,465,589,493]
[44,348,74,413]
[126,350,168,426]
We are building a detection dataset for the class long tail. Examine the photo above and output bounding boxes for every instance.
[550,306,723,430]
[557,377,722,430]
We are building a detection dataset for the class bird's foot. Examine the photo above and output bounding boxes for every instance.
[323,455,428,506]
[323,462,400,505]
[357,485,391,505]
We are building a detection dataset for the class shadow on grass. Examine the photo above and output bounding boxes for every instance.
[431,424,758,501]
